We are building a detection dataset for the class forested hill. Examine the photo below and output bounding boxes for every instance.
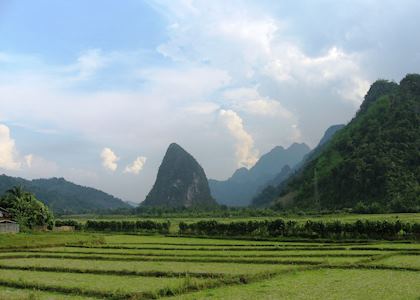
[0,175,130,214]
[260,74,420,212]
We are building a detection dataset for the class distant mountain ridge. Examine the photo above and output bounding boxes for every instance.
[0,175,130,214]
[209,143,311,206]
[142,143,217,208]
[252,124,344,207]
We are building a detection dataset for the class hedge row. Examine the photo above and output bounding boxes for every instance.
[85,220,170,233]
[179,219,420,240]
[55,220,170,234]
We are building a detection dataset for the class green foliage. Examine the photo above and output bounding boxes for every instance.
[0,176,130,214]
[134,205,280,218]
[84,220,171,233]
[264,74,420,212]
[179,218,420,240]
[0,186,54,229]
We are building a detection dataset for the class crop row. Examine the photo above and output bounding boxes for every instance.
[0,254,327,265]
[25,249,378,258]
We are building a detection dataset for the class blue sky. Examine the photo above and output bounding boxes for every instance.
[0,0,419,202]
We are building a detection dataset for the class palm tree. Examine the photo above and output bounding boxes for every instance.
[6,185,27,199]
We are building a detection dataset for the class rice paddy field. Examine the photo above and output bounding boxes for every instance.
[0,233,419,299]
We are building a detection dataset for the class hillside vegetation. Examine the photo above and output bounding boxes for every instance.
[0,176,130,214]
[261,74,420,212]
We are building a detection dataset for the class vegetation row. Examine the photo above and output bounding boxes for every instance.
[0,254,324,265]
[67,219,171,233]
[179,219,420,240]
[26,249,377,258]
[0,264,226,279]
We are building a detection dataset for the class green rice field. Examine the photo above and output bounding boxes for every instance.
[0,233,419,299]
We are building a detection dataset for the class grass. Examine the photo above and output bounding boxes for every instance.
[0,269,205,294]
[0,232,103,250]
[23,246,387,257]
[172,269,420,300]
[369,255,420,269]
[0,232,419,299]
[0,252,370,265]
[0,286,95,300]
[0,258,310,275]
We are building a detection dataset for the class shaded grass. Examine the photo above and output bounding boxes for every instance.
[25,248,380,258]
[65,244,351,251]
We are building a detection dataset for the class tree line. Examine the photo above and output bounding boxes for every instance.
[179,219,420,240]
[56,219,171,234]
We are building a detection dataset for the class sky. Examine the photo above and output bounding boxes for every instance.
[0,0,419,203]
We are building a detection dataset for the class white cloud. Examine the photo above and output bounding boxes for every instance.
[184,102,220,115]
[223,87,294,118]
[20,155,59,178]
[24,154,33,168]
[153,1,369,107]
[219,109,258,168]
[73,49,107,80]
[124,156,147,175]
[0,124,21,170]
[101,147,119,171]
[0,125,60,177]
[265,46,370,105]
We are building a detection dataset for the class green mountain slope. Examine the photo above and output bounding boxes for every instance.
[266,74,420,212]
[0,175,130,214]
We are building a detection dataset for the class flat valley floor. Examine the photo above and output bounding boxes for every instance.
[0,233,419,299]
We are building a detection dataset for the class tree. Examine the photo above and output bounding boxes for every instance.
[0,186,54,229]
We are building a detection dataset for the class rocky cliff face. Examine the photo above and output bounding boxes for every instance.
[142,143,217,208]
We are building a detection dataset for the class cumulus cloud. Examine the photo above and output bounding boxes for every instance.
[0,125,60,177]
[0,124,21,170]
[101,147,119,171]
[124,156,147,175]
[223,87,294,119]
[265,46,370,105]
[219,110,258,168]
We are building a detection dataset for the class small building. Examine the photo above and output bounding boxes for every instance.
[0,207,19,233]
[0,207,12,219]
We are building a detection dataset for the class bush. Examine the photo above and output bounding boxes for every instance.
[84,220,170,233]
[179,218,419,240]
